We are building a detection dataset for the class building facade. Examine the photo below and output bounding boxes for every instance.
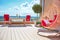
[41,0,60,20]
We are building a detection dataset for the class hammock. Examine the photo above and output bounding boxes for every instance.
[37,14,60,37]
[41,15,57,28]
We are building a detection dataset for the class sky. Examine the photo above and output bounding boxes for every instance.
[0,0,40,16]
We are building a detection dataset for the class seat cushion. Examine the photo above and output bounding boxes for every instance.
[11,18,24,22]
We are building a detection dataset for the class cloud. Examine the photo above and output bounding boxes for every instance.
[20,2,29,7]
[0,0,40,16]
[18,0,40,16]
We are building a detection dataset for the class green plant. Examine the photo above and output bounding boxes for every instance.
[36,22,41,24]
[32,4,42,19]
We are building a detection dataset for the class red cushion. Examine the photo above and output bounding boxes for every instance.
[49,20,53,23]
[41,20,47,27]
[26,15,31,21]
[54,15,57,21]
[4,14,9,21]
[49,15,57,23]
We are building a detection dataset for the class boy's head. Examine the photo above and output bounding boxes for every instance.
[44,16,49,19]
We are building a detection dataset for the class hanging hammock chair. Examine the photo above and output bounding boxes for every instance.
[37,14,60,37]
[41,15,57,28]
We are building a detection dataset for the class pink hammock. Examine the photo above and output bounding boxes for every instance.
[37,14,60,37]
[41,15,57,28]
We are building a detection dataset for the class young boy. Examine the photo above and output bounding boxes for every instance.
[43,16,51,26]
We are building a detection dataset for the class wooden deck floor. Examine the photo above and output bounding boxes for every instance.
[0,27,60,40]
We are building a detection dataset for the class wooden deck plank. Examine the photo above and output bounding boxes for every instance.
[17,29,26,40]
[7,28,12,40]
[0,28,7,40]
[2,29,8,40]
[23,28,36,40]
[14,29,23,40]
[0,27,60,40]
[11,28,17,40]
[20,29,30,40]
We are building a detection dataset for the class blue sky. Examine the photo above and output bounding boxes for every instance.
[0,0,40,16]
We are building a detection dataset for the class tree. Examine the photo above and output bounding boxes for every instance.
[32,4,42,20]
